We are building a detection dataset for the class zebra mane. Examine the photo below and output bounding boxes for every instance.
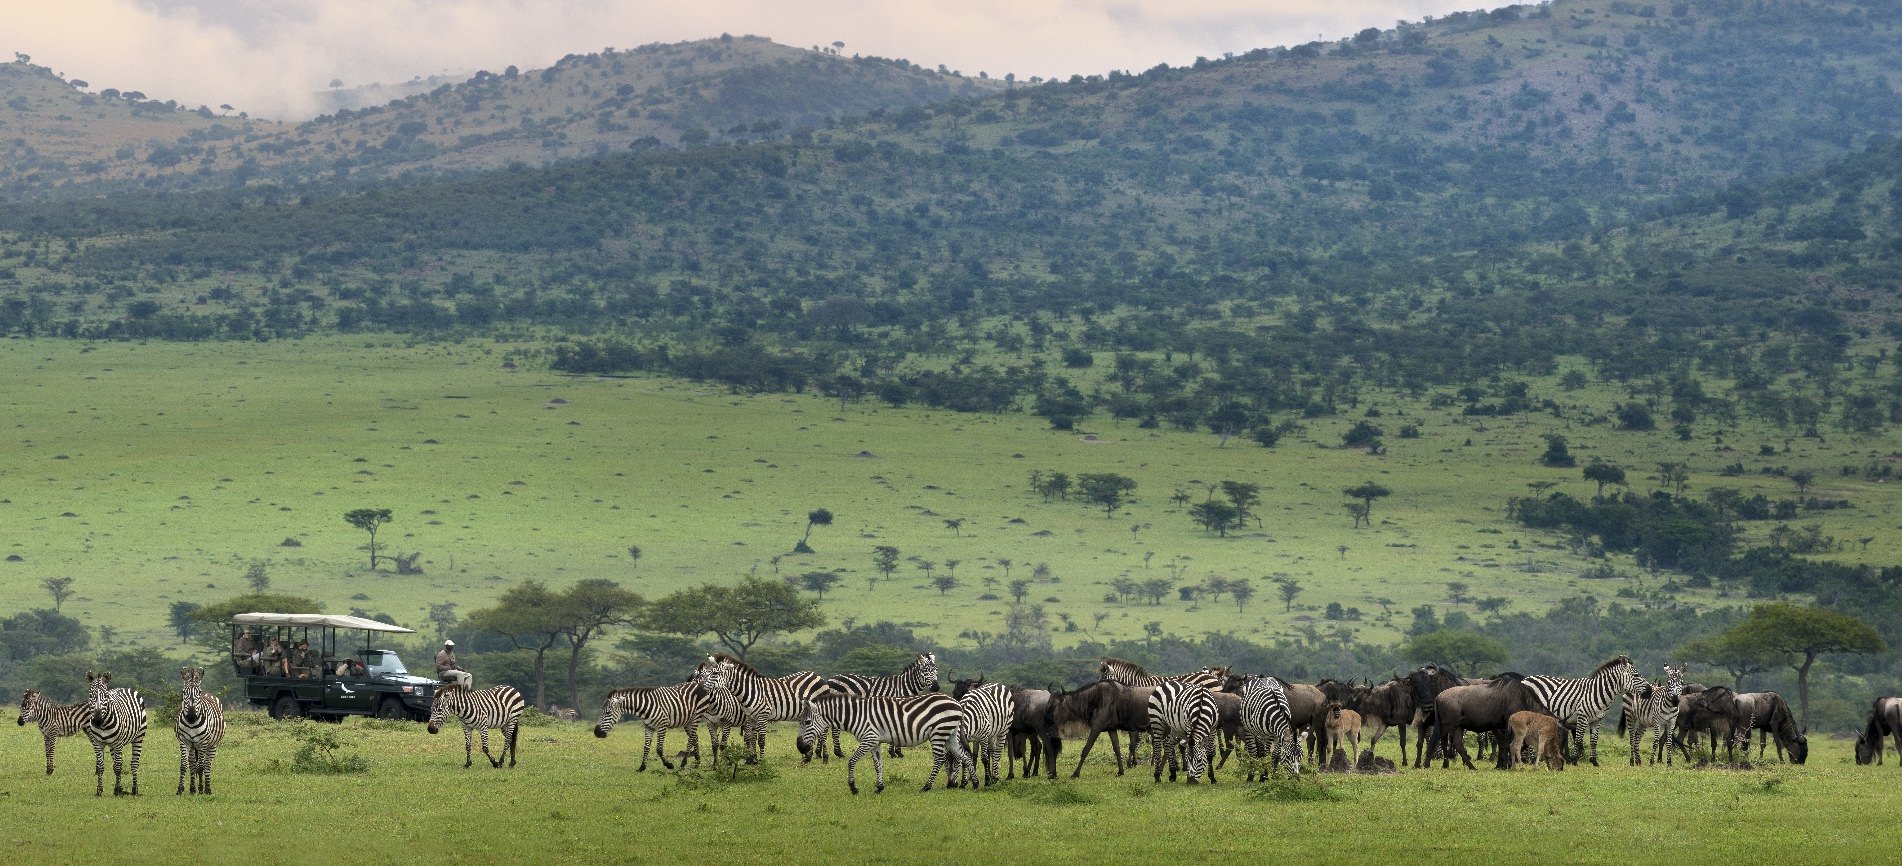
[710,652,761,676]
[1593,655,1636,677]
[1100,657,1150,677]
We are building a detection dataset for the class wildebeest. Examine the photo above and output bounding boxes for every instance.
[950,677,1061,780]
[1048,679,1156,777]
[1506,710,1566,770]
[1730,691,1806,764]
[1325,702,1363,760]
[1358,676,1418,765]
[1674,685,1745,763]
[1429,672,1538,769]
[1855,696,1902,765]
[1406,663,1467,767]
[1210,690,1244,768]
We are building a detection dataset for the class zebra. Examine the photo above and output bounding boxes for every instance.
[1621,664,1684,767]
[795,692,968,794]
[817,652,940,761]
[705,652,828,764]
[17,689,90,776]
[1100,657,1224,691]
[690,660,749,766]
[951,680,1015,788]
[1521,655,1637,766]
[1238,675,1301,779]
[593,681,707,771]
[173,666,226,795]
[1146,679,1217,784]
[82,670,147,796]
[427,683,525,768]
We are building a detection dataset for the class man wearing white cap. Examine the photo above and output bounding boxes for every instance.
[435,638,472,688]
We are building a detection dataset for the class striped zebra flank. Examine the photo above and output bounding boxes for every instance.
[429,683,525,768]
[594,681,706,771]
[1621,664,1685,767]
[705,653,828,765]
[951,680,1014,788]
[83,671,147,797]
[17,689,91,776]
[173,667,226,795]
[1521,655,1637,767]
[797,692,968,795]
[1239,676,1301,779]
[816,652,940,761]
[1146,680,1217,784]
[1099,657,1225,691]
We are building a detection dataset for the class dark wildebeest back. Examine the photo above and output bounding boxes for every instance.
[1359,677,1418,764]
[1731,691,1806,764]
[1048,679,1156,778]
[1406,664,1466,767]
[1430,672,1536,769]
[1855,696,1902,765]
[1675,685,1742,763]
[1210,690,1243,768]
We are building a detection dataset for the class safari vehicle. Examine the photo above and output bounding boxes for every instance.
[229,612,439,721]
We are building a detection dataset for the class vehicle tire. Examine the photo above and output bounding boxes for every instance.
[271,694,302,720]
[376,699,407,721]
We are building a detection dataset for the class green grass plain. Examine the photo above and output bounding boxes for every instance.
[0,711,1890,866]
[5,335,1902,656]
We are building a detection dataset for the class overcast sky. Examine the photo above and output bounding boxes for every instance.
[9,1,1469,120]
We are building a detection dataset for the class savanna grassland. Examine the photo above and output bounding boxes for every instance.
[0,709,1890,866]
[7,334,1902,656]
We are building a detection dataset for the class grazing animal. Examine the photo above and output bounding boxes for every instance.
[796,692,968,794]
[1325,702,1363,761]
[1618,665,1684,767]
[173,667,225,795]
[1237,675,1300,779]
[1430,672,1539,770]
[1855,696,1902,765]
[429,683,525,768]
[1209,690,1244,768]
[1005,684,1061,778]
[1048,679,1156,777]
[17,689,90,776]
[1224,674,1327,766]
[1506,711,1566,770]
[592,682,706,771]
[820,652,940,760]
[1405,664,1467,767]
[1100,657,1224,691]
[1730,691,1807,764]
[950,679,1015,788]
[1146,680,1217,784]
[82,671,147,796]
[1358,677,1418,764]
[1521,655,1638,766]
[705,653,828,764]
[1674,685,1743,763]
[690,661,748,765]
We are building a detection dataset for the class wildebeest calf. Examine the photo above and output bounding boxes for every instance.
[1507,710,1565,770]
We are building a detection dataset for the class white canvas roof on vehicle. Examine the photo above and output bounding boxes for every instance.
[231,612,415,633]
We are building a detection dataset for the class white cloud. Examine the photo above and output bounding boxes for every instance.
[5,0,1461,120]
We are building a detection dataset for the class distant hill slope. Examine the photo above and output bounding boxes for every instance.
[0,35,1003,198]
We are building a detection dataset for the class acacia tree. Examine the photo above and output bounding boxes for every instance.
[42,576,74,611]
[871,545,900,586]
[1714,602,1885,728]
[1343,482,1391,523]
[1077,473,1137,518]
[465,580,566,709]
[343,508,393,569]
[639,577,823,661]
[554,579,644,711]
[1583,460,1626,498]
[794,508,834,553]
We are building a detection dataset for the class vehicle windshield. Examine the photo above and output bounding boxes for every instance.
[360,650,410,676]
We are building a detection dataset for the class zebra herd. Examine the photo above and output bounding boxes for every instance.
[15,653,1865,798]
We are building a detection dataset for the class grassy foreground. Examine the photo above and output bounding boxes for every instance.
[0,710,1888,866]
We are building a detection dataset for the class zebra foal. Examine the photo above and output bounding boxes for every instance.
[18,689,90,776]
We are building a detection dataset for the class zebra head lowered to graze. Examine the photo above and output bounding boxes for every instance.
[429,682,525,769]
[1146,680,1217,785]
[1855,696,1902,766]
[1236,675,1300,779]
